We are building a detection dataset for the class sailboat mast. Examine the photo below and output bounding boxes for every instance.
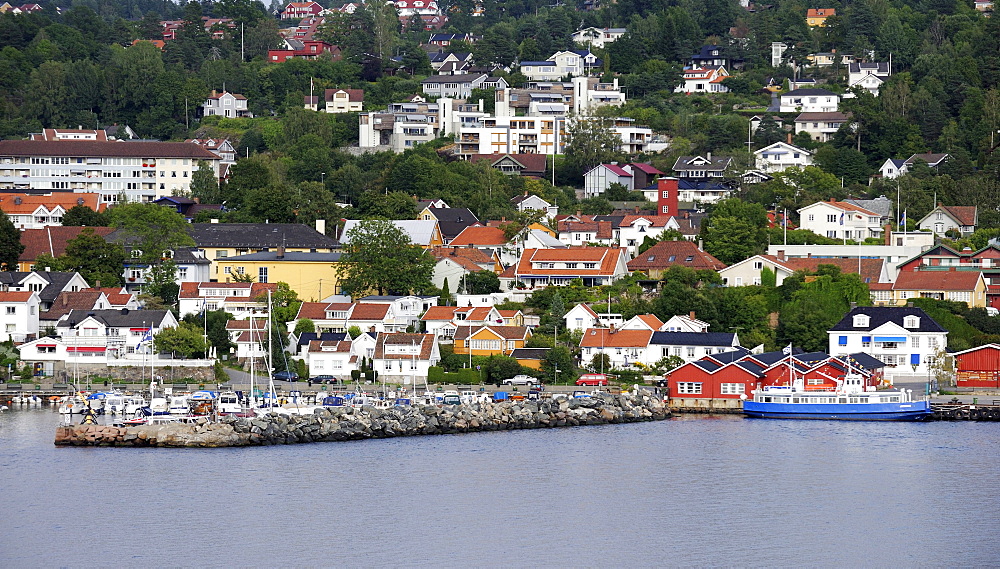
[267,289,276,409]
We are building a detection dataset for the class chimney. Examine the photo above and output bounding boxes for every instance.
[689,310,696,321]
[211,90,217,97]
[777,249,785,261]
[787,132,793,144]
[62,294,67,306]
[707,152,712,161]
[697,239,703,251]
[315,219,326,235]
[884,224,892,246]
[277,246,285,259]
[95,279,100,288]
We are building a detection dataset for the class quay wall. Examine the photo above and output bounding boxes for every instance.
[54,392,670,448]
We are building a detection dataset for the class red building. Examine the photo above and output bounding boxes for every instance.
[953,344,1000,388]
[897,243,1000,307]
[656,177,678,216]
[665,349,885,410]
[268,40,340,63]
[281,1,323,19]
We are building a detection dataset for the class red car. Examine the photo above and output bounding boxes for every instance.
[576,374,609,386]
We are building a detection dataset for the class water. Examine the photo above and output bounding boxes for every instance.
[2,409,1000,568]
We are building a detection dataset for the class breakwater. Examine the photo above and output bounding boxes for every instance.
[54,392,669,447]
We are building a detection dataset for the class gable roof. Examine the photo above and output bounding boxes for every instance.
[449,225,507,247]
[627,240,726,271]
[938,205,977,227]
[515,247,626,277]
[0,271,83,303]
[373,332,435,360]
[454,325,530,341]
[579,328,652,348]
[783,88,837,97]
[56,309,172,328]
[42,291,104,321]
[426,208,480,240]
[19,226,115,262]
[470,153,548,175]
[189,223,336,249]
[672,155,732,172]
[905,153,949,167]
[893,270,983,292]
[421,306,458,321]
[650,331,738,346]
[829,306,946,333]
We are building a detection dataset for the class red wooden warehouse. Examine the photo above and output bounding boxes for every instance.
[952,344,1000,388]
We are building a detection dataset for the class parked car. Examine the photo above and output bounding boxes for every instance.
[503,374,537,385]
[272,370,300,382]
[312,375,336,384]
[576,373,609,386]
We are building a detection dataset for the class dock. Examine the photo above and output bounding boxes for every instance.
[930,400,1000,421]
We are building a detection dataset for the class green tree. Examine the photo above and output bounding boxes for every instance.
[777,267,872,351]
[463,270,500,294]
[294,318,315,335]
[753,115,784,147]
[61,228,126,287]
[482,355,524,384]
[564,114,625,184]
[154,322,209,358]
[340,219,435,295]
[540,345,574,384]
[258,282,301,324]
[61,205,108,227]
[190,161,221,203]
[107,202,194,265]
[0,212,23,270]
[182,309,235,357]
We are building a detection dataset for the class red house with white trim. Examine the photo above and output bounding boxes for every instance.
[953,343,1000,388]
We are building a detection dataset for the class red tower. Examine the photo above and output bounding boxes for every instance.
[657,177,679,216]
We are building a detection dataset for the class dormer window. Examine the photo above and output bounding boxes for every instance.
[130,249,142,259]
[904,316,920,329]
[853,314,870,328]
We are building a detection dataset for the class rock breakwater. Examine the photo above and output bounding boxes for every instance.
[55,392,669,447]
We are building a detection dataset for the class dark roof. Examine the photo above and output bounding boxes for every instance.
[421,73,486,84]
[672,155,732,172]
[296,332,348,346]
[0,271,82,303]
[430,208,480,240]
[708,347,751,364]
[747,348,804,366]
[650,331,737,347]
[221,251,342,262]
[828,307,946,333]
[693,360,721,372]
[510,347,550,360]
[56,309,171,328]
[840,352,886,370]
[849,62,890,75]
[188,223,338,249]
[0,140,220,160]
[733,360,765,376]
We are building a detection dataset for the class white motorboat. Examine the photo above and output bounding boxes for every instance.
[217,391,242,414]
[58,396,88,414]
[123,395,146,416]
[168,395,190,415]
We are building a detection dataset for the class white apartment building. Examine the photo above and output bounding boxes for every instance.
[794,112,851,142]
[520,51,599,81]
[754,141,813,172]
[828,307,947,375]
[0,140,221,203]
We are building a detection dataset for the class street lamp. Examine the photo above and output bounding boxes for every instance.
[320,172,326,185]
[554,367,560,385]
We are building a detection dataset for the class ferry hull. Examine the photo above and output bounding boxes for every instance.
[742,401,932,421]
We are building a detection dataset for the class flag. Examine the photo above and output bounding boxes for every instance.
[839,211,845,225]
[900,210,907,227]
[139,329,153,345]
[782,343,792,355]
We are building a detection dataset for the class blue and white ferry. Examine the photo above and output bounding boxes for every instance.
[743,374,932,421]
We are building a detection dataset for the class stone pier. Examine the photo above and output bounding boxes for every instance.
[54,392,669,447]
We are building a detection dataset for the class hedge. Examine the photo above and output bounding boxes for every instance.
[427,366,480,384]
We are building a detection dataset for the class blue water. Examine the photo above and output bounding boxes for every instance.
[2,409,999,567]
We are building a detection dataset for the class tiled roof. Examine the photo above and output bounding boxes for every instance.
[579,328,652,348]
[456,306,493,322]
[373,332,434,360]
[449,225,507,246]
[307,339,352,353]
[794,111,851,122]
[42,291,103,320]
[454,325,530,341]
[626,241,726,271]
[635,314,664,329]
[628,163,663,175]
[0,291,36,302]
[0,140,220,159]
[470,153,548,174]
[777,257,885,284]
[188,223,337,249]
[348,303,391,320]
[422,306,458,321]
[18,227,115,262]
[941,205,977,226]
[0,193,104,215]
[295,301,328,320]
[515,247,625,277]
[620,215,676,228]
[81,287,133,306]
[510,347,550,360]
[601,164,632,177]
[226,319,268,331]
[893,270,983,292]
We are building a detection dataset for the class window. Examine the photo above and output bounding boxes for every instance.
[903,316,920,329]
[661,191,669,199]
[862,336,871,348]
[676,382,702,394]
[5,306,14,315]
[258,267,268,283]
[753,261,763,270]
[827,214,837,223]
[838,336,847,346]
[808,214,814,221]
[672,347,681,357]
[686,347,695,358]
[720,383,744,395]
[853,314,869,328]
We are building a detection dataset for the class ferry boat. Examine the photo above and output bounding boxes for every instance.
[743,374,931,421]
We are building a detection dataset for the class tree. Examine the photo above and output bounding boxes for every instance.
[753,115,784,147]
[0,212,23,270]
[340,219,435,296]
[463,270,500,294]
[154,322,208,358]
[702,198,768,265]
[482,355,524,384]
[294,318,315,335]
[541,346,574,384]
[590,353,611,374]
[564,114,625,183]
[107,202,194,265]
[61,228,126,287]
[190,161,221,203]
[259,282,301,324]
[61,205,108,227]
[182,309,234,357]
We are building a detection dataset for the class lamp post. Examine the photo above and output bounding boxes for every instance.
[320,172,326,186]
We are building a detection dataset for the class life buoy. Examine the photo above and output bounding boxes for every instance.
[970,409,981,421]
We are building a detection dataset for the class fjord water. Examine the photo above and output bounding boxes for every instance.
[2,409,999,568]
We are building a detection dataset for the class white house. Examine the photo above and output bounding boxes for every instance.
[520,50,599,81]
[571,27,626,48]
[879,153,951,179]
[718,255,793,287]
[674,66,730,94]
[202,91,252,118]
[616,215,678,256]
[917,205,977,237]
[178,282,277,319]
[578,327,740,370]
[564,303,601,331]
[304,338,354,379]
[794,112,851,142]
[227,318,268,361]
[779,88,839,113]
[797,200,884,241]
[583,163,633,197]
[0,291,40,342]
[356,295,439,331]
[828,306,947,376]
[372,332,440,384]
[54,309,178,360]
[510,193,558,218]
[754,141,814,172]
[847,62,890,96]
[648,330,740,364]
[660,313,711,333]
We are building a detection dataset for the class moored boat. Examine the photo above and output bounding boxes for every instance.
[743,374,931,421]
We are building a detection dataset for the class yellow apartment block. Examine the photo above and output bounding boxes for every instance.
[213,251,343,301]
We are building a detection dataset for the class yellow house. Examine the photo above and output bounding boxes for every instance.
[806,8,835,26]
[190,222,338,280]
[511,347,547,370]
[888,271,988,308]
[453,325,532,356]
[214,251,344,301]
